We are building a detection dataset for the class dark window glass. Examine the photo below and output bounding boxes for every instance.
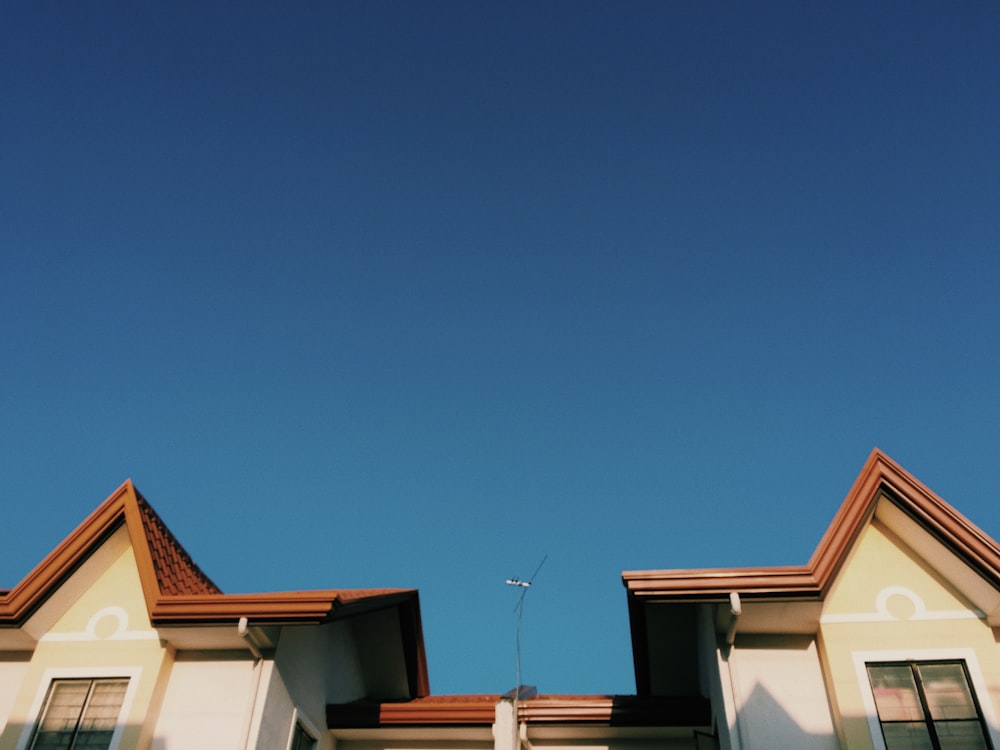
[868,662,991,750]
[290,721,317,750]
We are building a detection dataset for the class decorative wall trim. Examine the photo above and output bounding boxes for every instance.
[821,586,984,624]
[40,606,160,642]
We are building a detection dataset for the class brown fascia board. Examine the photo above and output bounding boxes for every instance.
[872,463,1000,588]
[622,449,1000,602]
[0,482,131,624]
[397,594,431,698]
[148,589,420,625]
[623,566,819,600]
[521,695,710,726]
[328,696,498,728]
[328,695,710,729]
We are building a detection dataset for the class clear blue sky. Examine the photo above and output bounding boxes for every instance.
[2,2,998,696]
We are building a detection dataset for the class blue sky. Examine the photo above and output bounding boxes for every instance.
[2,2,998,696]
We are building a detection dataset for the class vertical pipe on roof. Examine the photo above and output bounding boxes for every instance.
[722,593,747,750]
[238,617,266,750]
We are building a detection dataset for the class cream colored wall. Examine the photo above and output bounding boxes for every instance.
[819,520,1000,749]
[0,659,31,737]
[727,636,839,749]
[0,528,174,750]
[152,654,259,750]
[255,621,366,750]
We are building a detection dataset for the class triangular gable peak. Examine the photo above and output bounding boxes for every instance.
[0,482,431,696]
[0,480,234,627]
[624,449,1000,607]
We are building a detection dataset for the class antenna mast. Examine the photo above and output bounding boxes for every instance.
[505,554,547,710]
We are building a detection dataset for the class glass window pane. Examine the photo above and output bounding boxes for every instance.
[79,680,127,730]
[39,682,90,732]
[291,724,317,750]
[74,680,126,750]
[881,722,934,750]
[918,664,978,720]
[71,732,115,749]
[934,720,989,750]
[30,679,126,750]
[30,734,76,750]
[869,666,926,722]
[32,681,91,750]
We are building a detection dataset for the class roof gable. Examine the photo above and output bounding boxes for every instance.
[41,524,155,640]
[822,518,982,623]
[623,449,1000,602]
[623,449,1000,695]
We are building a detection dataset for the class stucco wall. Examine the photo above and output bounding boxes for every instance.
[153,654,257,750]
[254,621,366,750]
[820,520,1000,749]
[0,531,174,750]
[728,636,839,750]
[0,659,30,738]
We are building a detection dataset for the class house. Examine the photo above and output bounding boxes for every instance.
[2,450,998,750]
[0,480,427,750]
[624,449,1000,749]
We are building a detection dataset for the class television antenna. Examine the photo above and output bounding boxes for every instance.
[505,554,547,707]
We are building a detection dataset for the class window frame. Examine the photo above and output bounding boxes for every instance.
[14,667,141,750]
[866,660,992,749]
[853,649,1000,750]
[286,707,320,750]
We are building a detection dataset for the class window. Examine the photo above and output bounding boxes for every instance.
[867,661,992,750]
[289,721,317,750]
[27,678,128,750]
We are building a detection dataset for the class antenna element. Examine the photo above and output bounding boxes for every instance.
[505,554,547,707]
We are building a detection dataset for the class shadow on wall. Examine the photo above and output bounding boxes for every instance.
[735,682,842,750]
[731,680,985,750]
[0,723,257,750]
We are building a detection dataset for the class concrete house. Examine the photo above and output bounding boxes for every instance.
[2,450,998,750]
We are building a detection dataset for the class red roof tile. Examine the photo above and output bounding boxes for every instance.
[135,492,221,596]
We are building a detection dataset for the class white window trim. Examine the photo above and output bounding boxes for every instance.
[286,706,321,750]
[852,648,1000,750]
[14,666,142,750]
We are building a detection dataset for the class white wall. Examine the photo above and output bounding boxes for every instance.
[152,654,257,750]
[728,636,839,750]
[255,621,366,750]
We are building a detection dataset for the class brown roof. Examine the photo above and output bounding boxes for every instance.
[0,480,424,630]
[622,448,1000,600]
